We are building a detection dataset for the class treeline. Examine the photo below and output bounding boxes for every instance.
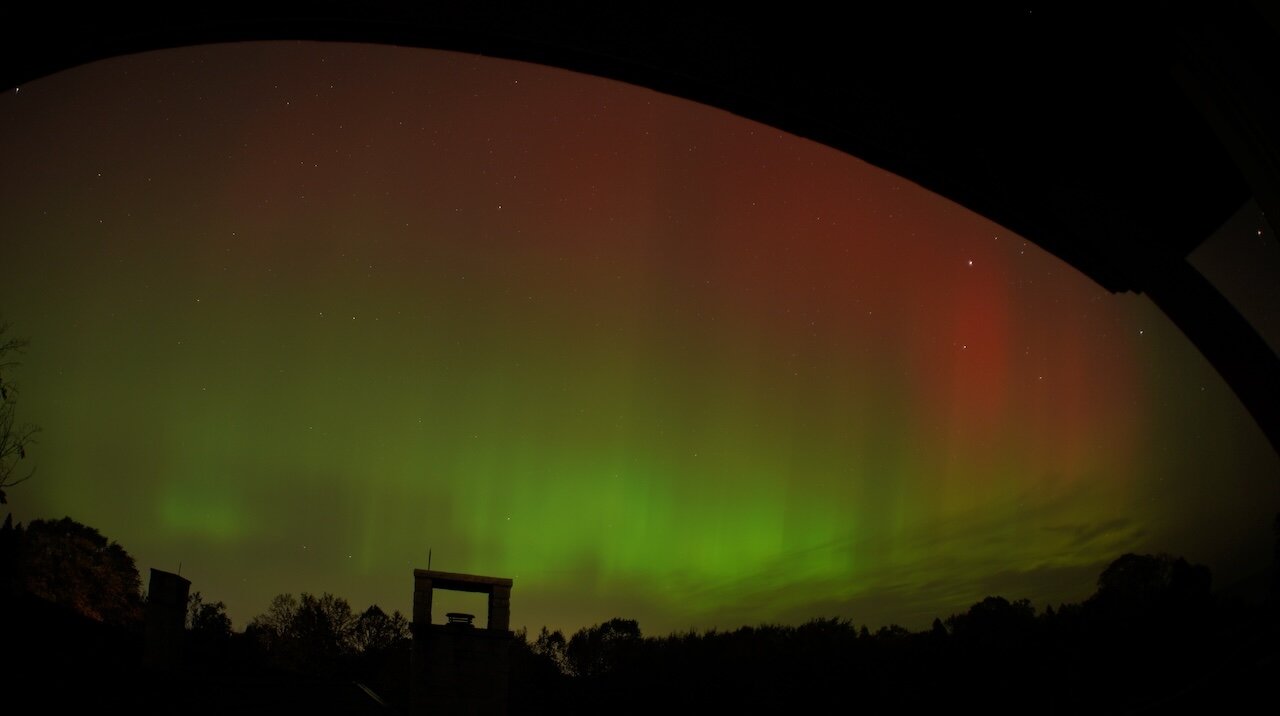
[3,514,1278,713]
[183,590,413,707]
[184,591,411,669]
[0,515,413,708]
[507,553,1276,713]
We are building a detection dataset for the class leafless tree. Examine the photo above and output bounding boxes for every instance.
[0,321,39,504]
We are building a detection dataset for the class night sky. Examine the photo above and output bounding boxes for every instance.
[1,42,1277,636]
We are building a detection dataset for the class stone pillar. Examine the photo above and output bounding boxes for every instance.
[488,585,511,632]
[413,572,434,630]
[143,568,190,669]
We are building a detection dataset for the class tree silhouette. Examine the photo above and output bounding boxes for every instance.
[246,592,299,654]
[16,517,142,624]
[0,322,39,505]
[0,513,17,595]
[187,590,232,639]
[1091,553,1212,618]
[351,604,410,654]
[182,590,234,671]
[531,625,570,673]
[874,623,910,639]
[566,617,641,677]
[291,592,355,671]
[247,591,372,676]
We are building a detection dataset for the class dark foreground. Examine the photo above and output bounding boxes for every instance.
[3,555,1278,715]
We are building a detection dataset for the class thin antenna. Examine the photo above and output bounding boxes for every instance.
[428,548,432,571]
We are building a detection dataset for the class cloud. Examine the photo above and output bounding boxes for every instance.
[1043,517,1146,551]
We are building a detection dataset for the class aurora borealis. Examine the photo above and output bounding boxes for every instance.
[1,41,1277,635]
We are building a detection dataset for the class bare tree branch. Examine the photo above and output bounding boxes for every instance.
[0,320,39,504]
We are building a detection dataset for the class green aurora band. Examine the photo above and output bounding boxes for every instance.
[0,43,1276,635]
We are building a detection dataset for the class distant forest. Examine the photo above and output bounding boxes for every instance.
[2,514,1278,714]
